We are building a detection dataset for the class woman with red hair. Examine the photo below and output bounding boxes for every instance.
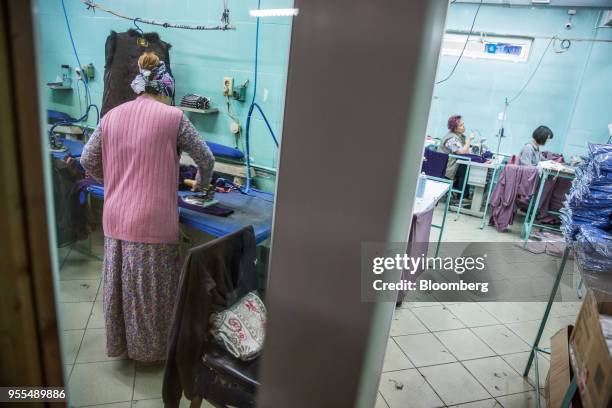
[438,114,475,194]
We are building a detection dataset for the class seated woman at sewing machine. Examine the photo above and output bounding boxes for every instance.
[438,115,475,201]
[518,125,553,166]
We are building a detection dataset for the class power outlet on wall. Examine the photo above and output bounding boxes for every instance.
[223,77,234,96]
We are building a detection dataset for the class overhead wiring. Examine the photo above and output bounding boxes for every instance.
[82,0,235,30]
[507,35,556,106]
[435,0,483,85]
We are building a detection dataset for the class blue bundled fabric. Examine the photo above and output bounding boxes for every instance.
[561,143,612,272]
[588,143,612,173]
[574,225,612,273]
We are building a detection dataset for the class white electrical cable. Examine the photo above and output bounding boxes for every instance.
[76,78,84,116]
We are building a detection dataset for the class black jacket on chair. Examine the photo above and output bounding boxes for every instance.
[162,226,258,407]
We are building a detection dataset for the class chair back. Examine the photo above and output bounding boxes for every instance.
[422,148,448,178]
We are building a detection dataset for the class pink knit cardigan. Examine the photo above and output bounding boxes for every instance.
[101,95,183,244]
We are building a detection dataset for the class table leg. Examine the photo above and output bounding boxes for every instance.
[480,165,500,229]
[471,185,484,214]
[455,161,472,221]
[534,349,541,408]
[523,171,548,248]
[435,184,452,257]
[523,247,570,377]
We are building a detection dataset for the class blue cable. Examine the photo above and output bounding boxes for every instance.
[49,104,99,135]
[244,0,279,192]
[60,0,99,126]
[253,103,279,147]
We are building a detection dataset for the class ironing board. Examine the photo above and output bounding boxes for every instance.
[49,137,244,160]
[87,185,274,244]
[51,138,85,159]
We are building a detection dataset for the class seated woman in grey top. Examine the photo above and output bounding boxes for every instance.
[519,125,553,166]
[438,115,475,199]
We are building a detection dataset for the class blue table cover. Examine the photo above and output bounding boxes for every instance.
[52,138,243,161]
[206,141,244,160]
[87,185,273,244]
[51,138,85,159]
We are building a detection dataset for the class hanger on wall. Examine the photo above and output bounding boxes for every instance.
[133,18,148,47]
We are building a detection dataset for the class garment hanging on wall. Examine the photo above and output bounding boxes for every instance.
[102,29,173,116]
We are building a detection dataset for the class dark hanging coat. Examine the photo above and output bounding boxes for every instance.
[101,29,173,116]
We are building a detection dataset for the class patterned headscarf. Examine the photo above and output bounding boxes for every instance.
[130,60,174,97]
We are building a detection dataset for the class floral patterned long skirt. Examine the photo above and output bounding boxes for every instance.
[103,237,181,362]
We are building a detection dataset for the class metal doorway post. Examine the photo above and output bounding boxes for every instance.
[257,1,448,407]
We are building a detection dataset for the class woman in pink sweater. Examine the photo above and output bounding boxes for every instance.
[81,52,215,363]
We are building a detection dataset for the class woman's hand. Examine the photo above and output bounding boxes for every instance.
[183,179,198,191]
[468,132,475,143]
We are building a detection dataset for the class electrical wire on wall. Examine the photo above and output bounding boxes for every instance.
[435,0,484,85]
[225,95,244,151]
[52,0,100,140]
[243,0,281,192]
[506,35,557,106]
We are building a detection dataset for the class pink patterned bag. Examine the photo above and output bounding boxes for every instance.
[209,292,266,361]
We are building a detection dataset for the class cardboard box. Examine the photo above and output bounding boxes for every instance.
[569,289,612,408]
[546,326,582,408]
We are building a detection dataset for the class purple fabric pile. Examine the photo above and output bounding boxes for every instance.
[489,165,539,232]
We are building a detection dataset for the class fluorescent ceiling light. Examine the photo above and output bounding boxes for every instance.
[249,8,299,17]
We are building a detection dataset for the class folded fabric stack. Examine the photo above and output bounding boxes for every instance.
[180,93,211,110]
[560,143,612,272]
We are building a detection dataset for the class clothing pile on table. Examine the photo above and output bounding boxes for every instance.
[531,164,572,225]
[561,143,612,273]
[515,152,573,225]
[179,93,211,110]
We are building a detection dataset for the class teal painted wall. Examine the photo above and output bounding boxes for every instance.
[427,4,612,159]
[35,0,292,185]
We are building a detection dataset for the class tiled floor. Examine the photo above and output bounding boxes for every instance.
[58,209,581,407]
[376,207,582,407]
[58,232,212,408]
